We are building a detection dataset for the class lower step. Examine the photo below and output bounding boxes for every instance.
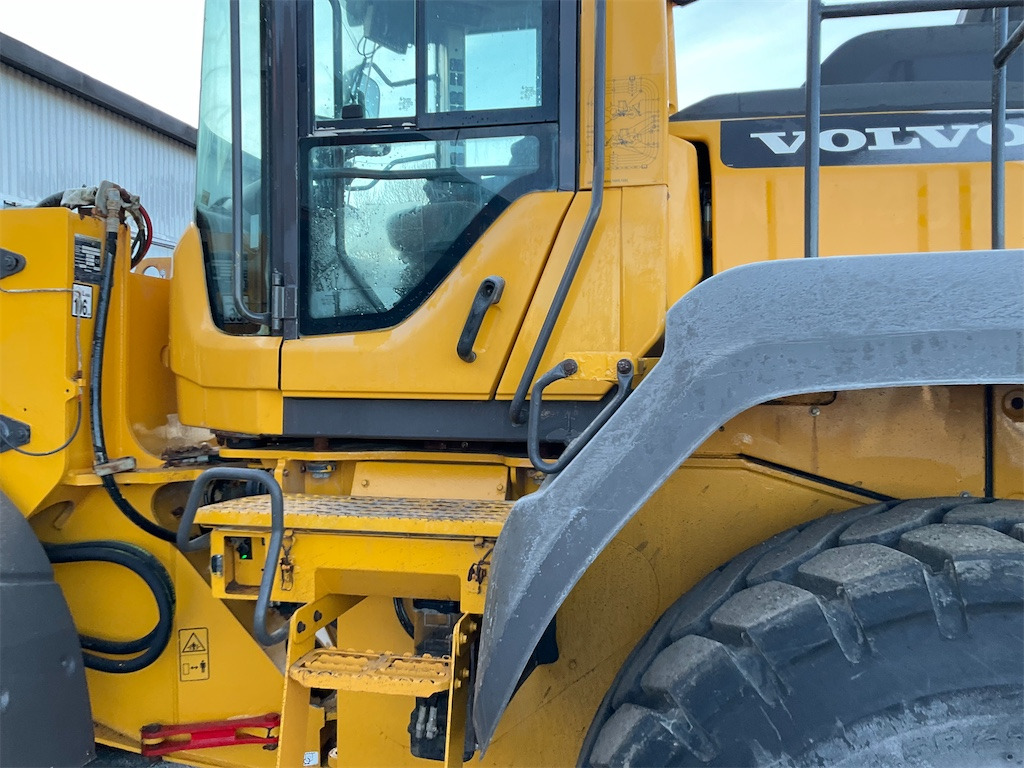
[290,649,451,695]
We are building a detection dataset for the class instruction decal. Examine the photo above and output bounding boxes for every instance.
[73,235,103,285]
[178,627,210,681]
[71,283,93,318]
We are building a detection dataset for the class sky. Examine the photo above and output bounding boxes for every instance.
[0,0,206,127]
[0,0,960,130]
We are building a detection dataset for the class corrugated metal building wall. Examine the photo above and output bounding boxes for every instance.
[0,34,196,258]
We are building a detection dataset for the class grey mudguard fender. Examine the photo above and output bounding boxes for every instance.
[0,493,94,767]
[473,249,1024,750]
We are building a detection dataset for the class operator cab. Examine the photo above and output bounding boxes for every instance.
[195,0,563,336]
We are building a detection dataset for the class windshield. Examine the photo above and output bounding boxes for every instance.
[301,0,558,335]
[194,0,266,331]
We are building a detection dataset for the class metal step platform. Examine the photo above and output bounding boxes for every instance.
[289,649,451,695]
[194,493,512,538]
[183,480,509,611]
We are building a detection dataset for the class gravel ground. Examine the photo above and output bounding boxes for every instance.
[87,744,196,767]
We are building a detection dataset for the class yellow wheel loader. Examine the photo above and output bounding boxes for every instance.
[1,0,1022,766]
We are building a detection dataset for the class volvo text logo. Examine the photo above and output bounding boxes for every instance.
[721,112,1024,168]
[751,122,1024,154]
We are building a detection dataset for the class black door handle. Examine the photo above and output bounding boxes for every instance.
[457,276,505,362]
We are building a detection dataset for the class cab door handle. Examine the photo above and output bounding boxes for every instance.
[457,276,505,362]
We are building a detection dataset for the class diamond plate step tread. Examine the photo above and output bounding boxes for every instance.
[289,649,452,695]
[193,493,512,536]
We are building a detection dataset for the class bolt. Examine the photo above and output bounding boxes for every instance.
[562,359,578,375]
[960,490,973,498]
[496,483,504,492]
[460,668,470,679]
[459,633,468,644]
[454,679,462,689]
[810,407,821,417]
[282,469,290,477]
[313,610,322,622]
[361,479,369,487]
[616,359,632,375]
[296,621,306,634]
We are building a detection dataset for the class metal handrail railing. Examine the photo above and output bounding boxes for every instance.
[804,0,1023,258]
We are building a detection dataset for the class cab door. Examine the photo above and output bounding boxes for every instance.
[279,0,575,401]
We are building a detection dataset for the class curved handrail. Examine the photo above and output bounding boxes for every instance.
[178,467,287,646]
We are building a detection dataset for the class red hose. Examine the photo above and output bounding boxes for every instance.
[140,205,154,260]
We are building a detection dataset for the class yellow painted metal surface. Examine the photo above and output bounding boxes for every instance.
[497,183,690,399]
[279,191,572,399]
[443,614,477,768]
[699,386,993,499]
[0,208,183,509]
[350,461,510,500]
[670,118,1024,268]
[993,384,1024,500]
[169,225,283,434]
[497,141,702,401]
[566,352,635,381]
[0,208,90,513]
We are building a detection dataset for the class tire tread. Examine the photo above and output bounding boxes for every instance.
[581,497,1024,767]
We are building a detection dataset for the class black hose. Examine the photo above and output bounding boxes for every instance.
[35,191,64,208]
[89,230,117,463]
[89,228,176,542]
[44,540,175,673]
[394,597,415,639]
[101,476,176,542]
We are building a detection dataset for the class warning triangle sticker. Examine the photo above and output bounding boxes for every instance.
[181,632,207,653]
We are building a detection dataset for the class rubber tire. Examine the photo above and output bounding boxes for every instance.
[579,497,1024,767]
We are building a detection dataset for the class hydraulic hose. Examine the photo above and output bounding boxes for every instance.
[394,597,415,639]
[44,540,175,673]
[35,191,65,208]
[89,215,175,542]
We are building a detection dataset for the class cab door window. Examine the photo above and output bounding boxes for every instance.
[302,0,559,335]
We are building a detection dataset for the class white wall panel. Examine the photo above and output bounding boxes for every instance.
[1,64,196,257]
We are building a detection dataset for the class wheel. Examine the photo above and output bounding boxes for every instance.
[579,498,1024,767]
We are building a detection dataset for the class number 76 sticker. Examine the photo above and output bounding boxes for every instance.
[72,283,93,319]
